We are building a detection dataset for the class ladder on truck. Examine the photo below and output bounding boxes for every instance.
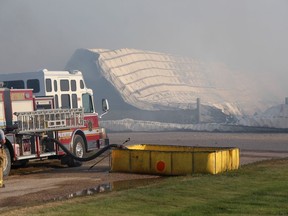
[14,108,85,133]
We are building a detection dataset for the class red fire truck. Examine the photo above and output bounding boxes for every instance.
[0,69,109,176]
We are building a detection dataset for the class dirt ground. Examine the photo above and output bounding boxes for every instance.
[1,132,288,209]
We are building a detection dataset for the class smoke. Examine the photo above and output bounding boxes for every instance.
[0,0,287,104]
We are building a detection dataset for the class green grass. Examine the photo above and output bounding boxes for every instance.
[4,159,288,216]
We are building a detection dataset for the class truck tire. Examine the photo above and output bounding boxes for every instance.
[67,135,86,167]
[3,147,11,176]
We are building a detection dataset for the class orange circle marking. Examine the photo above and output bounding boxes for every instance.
[156,161,165,172]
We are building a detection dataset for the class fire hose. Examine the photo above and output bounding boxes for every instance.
[42,137,128,162]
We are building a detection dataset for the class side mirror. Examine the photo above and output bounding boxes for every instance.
[102,99,109,112]
[99,99,109,118]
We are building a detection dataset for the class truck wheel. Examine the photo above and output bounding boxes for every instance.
[73,135,86,158]
[67,135,86,167]
[3,147,11,176]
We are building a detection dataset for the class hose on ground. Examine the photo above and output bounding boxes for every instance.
[42,137,126,162]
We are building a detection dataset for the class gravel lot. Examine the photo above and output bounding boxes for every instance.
[1,132,288,209]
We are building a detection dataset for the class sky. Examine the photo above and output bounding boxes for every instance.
[0,0,287,82]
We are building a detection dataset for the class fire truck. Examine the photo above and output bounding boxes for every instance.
[0,69,109,176]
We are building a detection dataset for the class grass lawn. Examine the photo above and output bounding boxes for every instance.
[3,158,288,216]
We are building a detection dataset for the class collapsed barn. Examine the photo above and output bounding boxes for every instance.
[65,48,260,124]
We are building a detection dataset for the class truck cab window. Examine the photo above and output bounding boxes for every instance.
[82,93,94,113]
[4,80,24,89]
[27,79,40,93]
[55,95,59,108]
[72,94,78,108]
[45,79,52,92]
[71,80,76,91]
[61,94,70,109]
[54,80,58,91]
[80,80,84,89]
[60,80,69,91]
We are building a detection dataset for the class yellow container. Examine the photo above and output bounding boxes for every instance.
[111,144,240,175]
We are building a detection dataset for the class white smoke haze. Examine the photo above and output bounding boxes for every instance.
[0,0,288,131]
